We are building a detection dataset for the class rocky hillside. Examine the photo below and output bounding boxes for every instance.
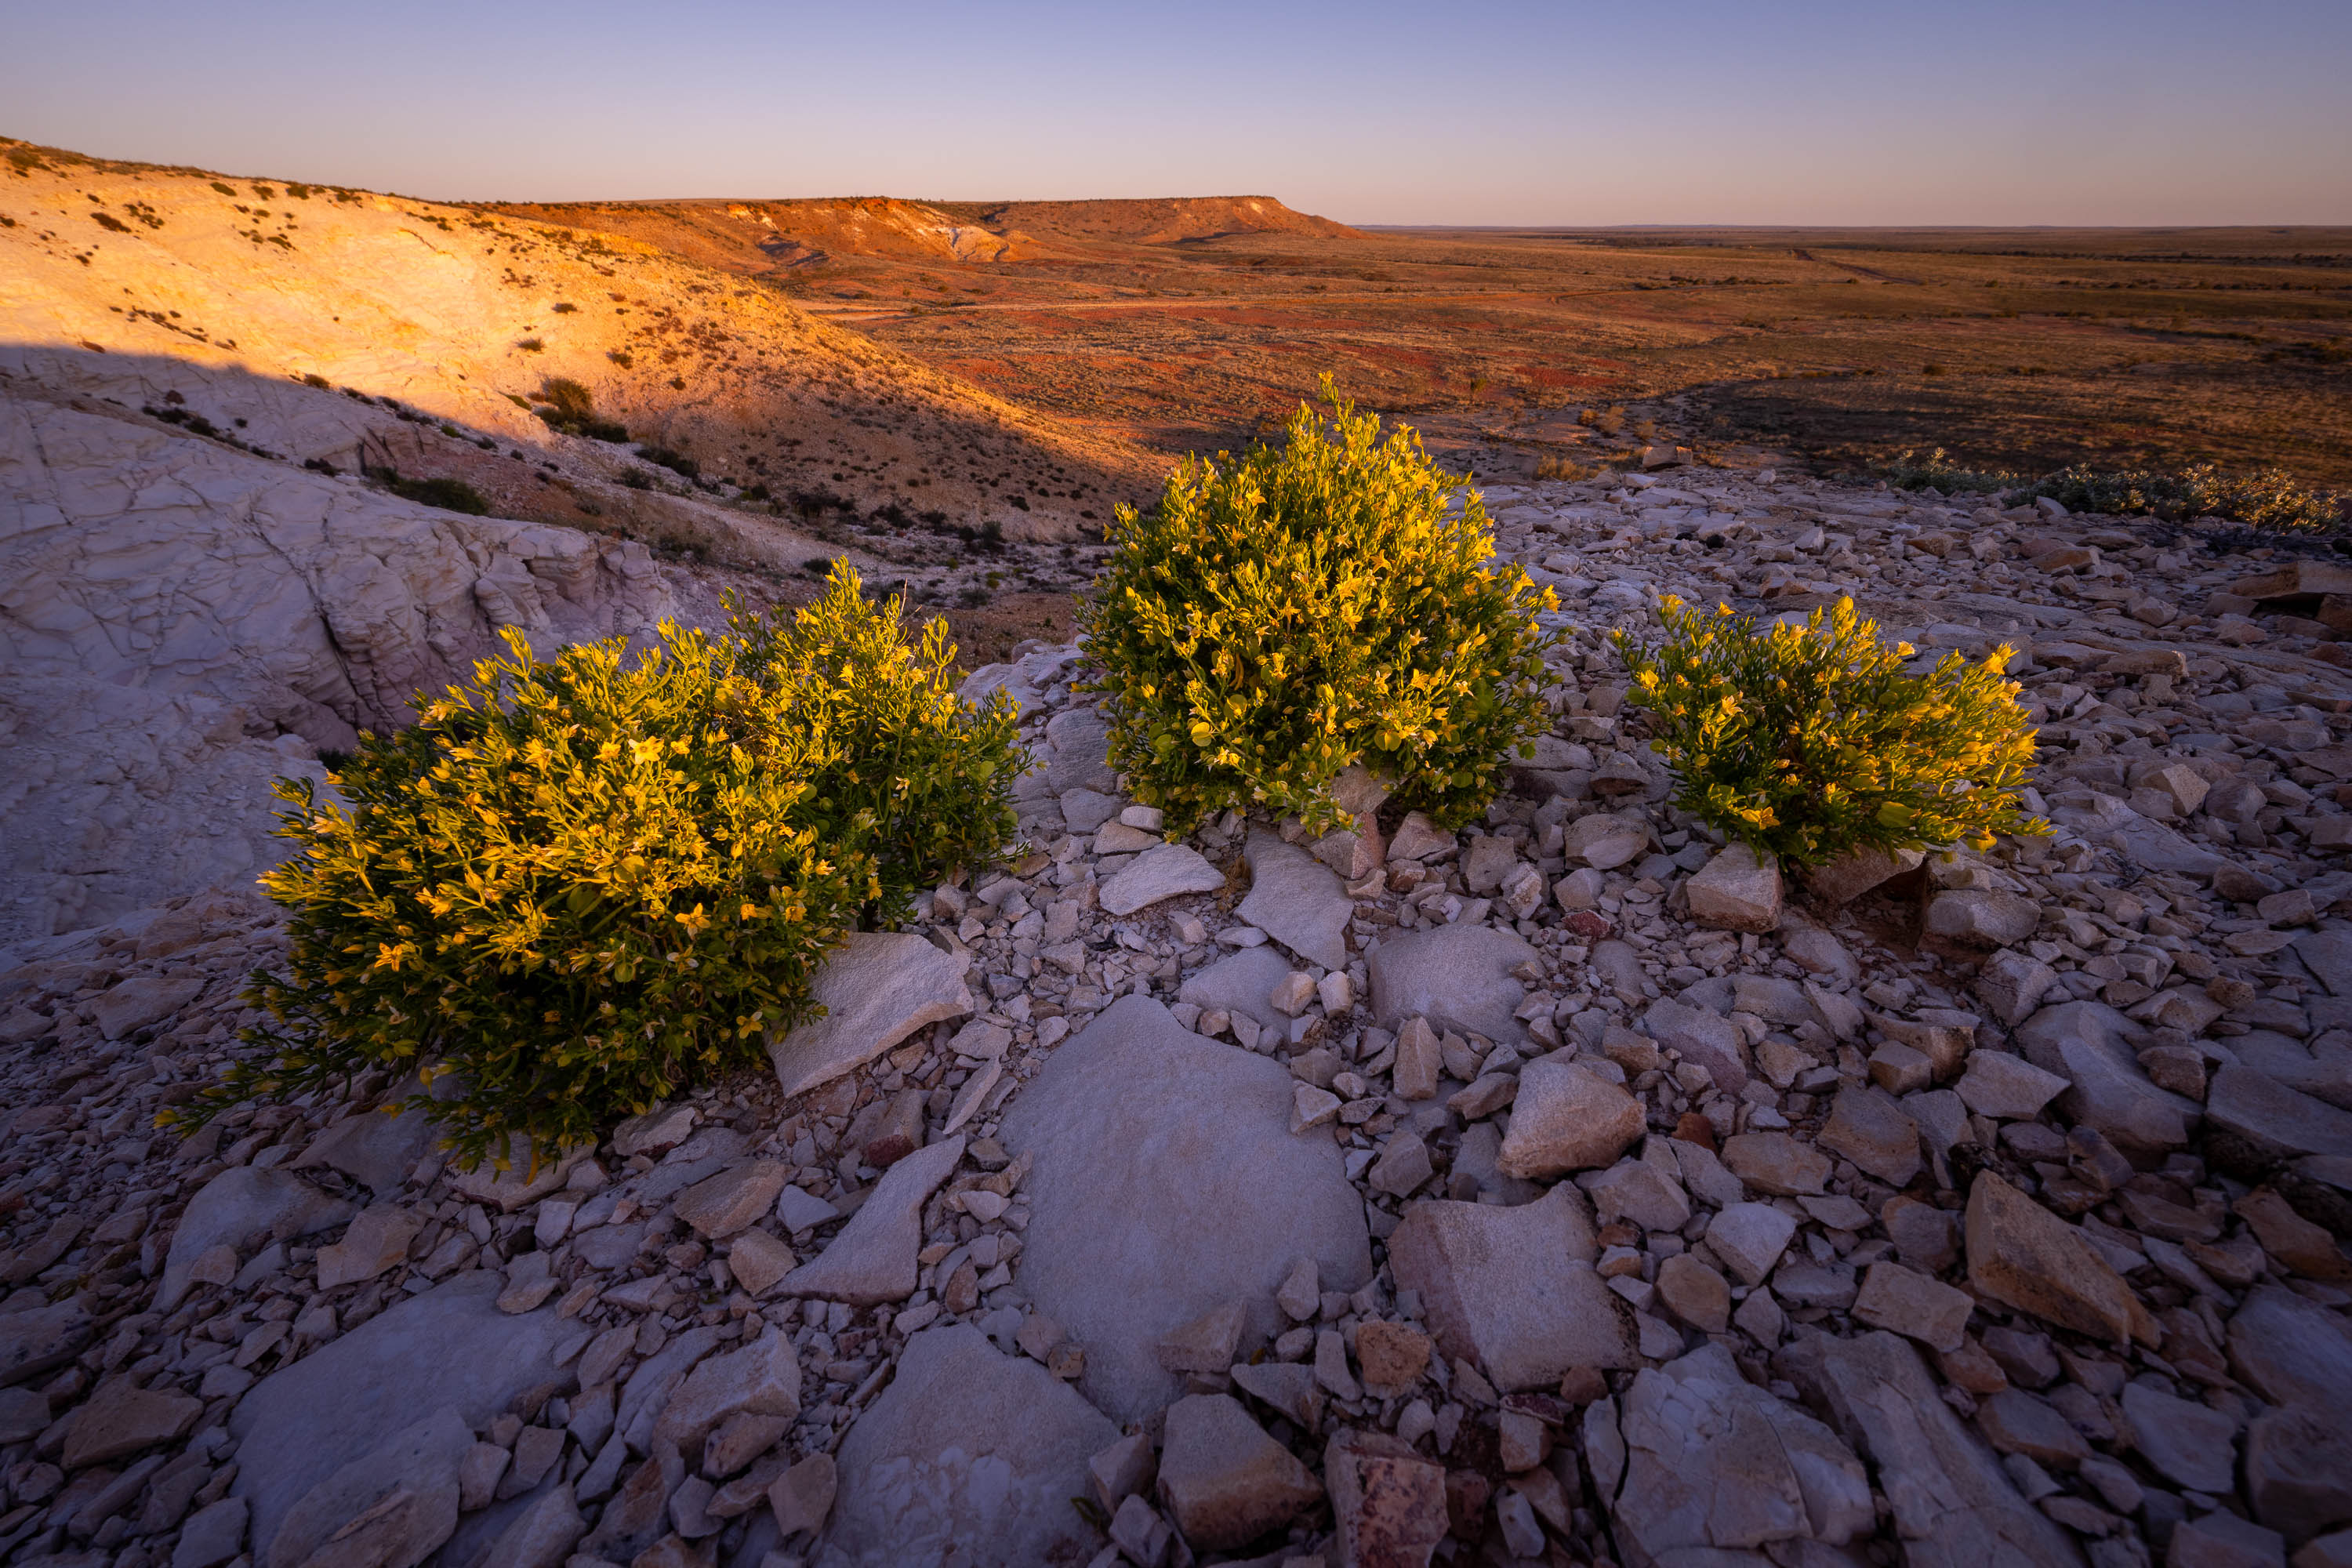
[483,199,1044,274]
[935,195,1362,245]
[0,138,1154,543]
[485,194,1359,283]
[4,463,2349,1568]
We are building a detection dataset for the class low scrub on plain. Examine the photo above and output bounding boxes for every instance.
[1617,596,2044,869]
[176,564,1018,1162]
[1878,447,2345,532]
[1082,380,1560,836]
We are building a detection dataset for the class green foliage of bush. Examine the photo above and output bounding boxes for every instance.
[729,571,1022,910]
[1081,380,1561,836]
[183,564,1017,1162]
[1877,447,2013,494]
[1617,597,2045,868]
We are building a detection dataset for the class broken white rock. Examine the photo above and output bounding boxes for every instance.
[1497,1059,1644,1178]
[1178,946,1297,1031]
[779,1135,966,1306]
[1368,923,1541,1047]
[1156,1392,1324,1551]
[1099,842,1227,916]
[1955,1051,2071,1121]
[230,1271,590,1562]
[1237,831,1354,972]
[822,1324,1116,1568]
[1387,1183,1634,1391]
[767,931,974,1098]
[1686,844,1784,934]
[1597,1343,1871,1564]
[260,1406,472,1568]
[1783,1330,2082,1568]
[1704,1201,1799,1287]
[158,1166,354,1312]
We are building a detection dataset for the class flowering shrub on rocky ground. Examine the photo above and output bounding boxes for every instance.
[1082,380,1561,836]
[176,563,1018,1162]
[1617,594,2045,867]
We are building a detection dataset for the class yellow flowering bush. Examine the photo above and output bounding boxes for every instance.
[1617,596,2044,867]
[181,563,1017,1163]
[1081,380,1562,835]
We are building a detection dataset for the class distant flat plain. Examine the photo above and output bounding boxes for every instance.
[485,197,2352,487]
[833,223,2352,488]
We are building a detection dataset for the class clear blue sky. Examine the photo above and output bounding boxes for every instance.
[5,0,2347,224]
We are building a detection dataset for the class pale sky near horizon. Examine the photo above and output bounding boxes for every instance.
[4,0,2347,225]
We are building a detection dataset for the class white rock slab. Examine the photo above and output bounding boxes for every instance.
[998,995,1372,1421]
[230,1272,590,1563]
[158,1167,354,1312]
[768,931,973,1098]
[779,1135,966,1305]
[1099,843,1226,917]
[1237,832,1353,972]
[1367,923,1539,1046]
[822,1324,1116,1567]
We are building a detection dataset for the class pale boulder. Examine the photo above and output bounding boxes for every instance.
[767,932,973,1098]
[1686,844,1783,933]
[1497,1059,1644,1178]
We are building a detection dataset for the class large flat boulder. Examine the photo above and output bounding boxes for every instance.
[1367,924,1539,1047]
[1595,1343,1871,1563]
[2016,1000,2198,1155]
[158,1167,354,1312]
[2207,1063,2352,1160]
[1782,1330,2084,1568]
[229,1271,591,1563]
[998,994,1372,1421]
[822,1324,1116,1567]
[1385,1183,1634,1392]
[767,932,973,1099]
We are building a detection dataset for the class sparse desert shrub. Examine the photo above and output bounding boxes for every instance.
[1878,447,2014,494]
[209,180,236,197]
[532,378,629,442]
[183,564,1017,1161]
[517,338,545,353]
[301,372,330,390]
[1534,454,1593,481]
[2024,463,2343,533]
[1617,596,2043,868]
[551,302,577,314]
[1082,380,1561,837]
[640,445,699,479]
[368,467,490,515]
[608,350,633,368]
[539,377,590,420]
[1876,450,2345,532]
